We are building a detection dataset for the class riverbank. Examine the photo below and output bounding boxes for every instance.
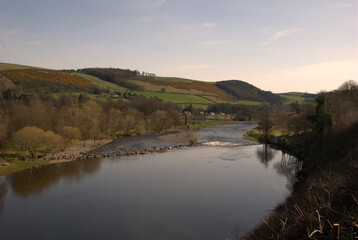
[243,123,358,239]
[0,122,220,176]
[0,124,288,240]
[0,139,111,176]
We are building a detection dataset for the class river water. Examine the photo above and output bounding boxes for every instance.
[0,124,299,240]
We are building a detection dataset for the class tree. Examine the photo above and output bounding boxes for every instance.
[12,127,64,158]
[12,126,45,157]
[107,109,122,136]
[307,94,332,137]
[79,101,102,144]
[41,130,65,152]
[258,114,274,143]
[148,110,169,132]
[0,113,8,148]
[60,126,82,150]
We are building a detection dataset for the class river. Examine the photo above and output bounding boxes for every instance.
[0,124,300,239]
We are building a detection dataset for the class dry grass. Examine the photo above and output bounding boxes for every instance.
[244,150,358,240]
[0,69,91,89]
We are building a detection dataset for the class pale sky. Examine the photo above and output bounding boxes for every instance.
[0,0,357,93]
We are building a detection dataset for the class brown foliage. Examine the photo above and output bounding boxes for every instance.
[0,69,91,89]
[12,126,64,158]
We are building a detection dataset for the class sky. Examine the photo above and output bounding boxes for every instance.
[0,0,357,93]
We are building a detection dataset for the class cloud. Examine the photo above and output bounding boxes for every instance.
[201,22,219,27]
[197,40,227,46]
[259,28,300,46]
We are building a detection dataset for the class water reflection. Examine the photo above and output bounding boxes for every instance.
[0,144,301,240]
[0,177,8,211]
[8,158,101,196]
[273,153,302,192]
[255,145,301,191]
[256,145,276,168]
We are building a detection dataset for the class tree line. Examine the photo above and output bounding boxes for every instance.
[0,93,183,159]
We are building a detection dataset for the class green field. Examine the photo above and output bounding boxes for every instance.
[73,72,127,92]
[132,80,218,96]
[237,100,262,105]
[0,62,46,70]
[152,76,197,83]
[133,91,214,104]
[279,92,306,103]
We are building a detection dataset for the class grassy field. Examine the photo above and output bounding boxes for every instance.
[0,157,49,176]
[0,62,47,70]
[279,92,306,103]
[237,100,262,105]
[133,91,215,104]
[134,77,231,101]
[152,76,197,83]
[132,80,220,96]
[73,72,127,92]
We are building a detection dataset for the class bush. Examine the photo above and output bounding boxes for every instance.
[12,126,64,158]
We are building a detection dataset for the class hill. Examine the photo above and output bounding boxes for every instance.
[0,69,91,90]
[0,62,47,71]
[0,62,289,108]
[216,80,283,103]
[77,68,143,91]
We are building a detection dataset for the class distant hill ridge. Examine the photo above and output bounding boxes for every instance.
[0,62,313,105]
[216,80,283,103]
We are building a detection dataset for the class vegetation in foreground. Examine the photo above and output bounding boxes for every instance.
[242,80,358,240]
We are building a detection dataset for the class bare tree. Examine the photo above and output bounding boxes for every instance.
[258,114,274,143]
[60,126,82,150]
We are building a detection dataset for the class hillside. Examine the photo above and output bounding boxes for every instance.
[0,69,91,90]
[216,80,283,103]
[279,92,317,103]
[0,62,47,71]
[0,62,293,108]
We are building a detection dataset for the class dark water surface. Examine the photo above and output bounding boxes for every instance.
[0,124,299,240]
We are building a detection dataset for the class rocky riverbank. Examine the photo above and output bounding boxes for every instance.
[80,142,202,159]
[44,131,203,164]
[43,139,112,164]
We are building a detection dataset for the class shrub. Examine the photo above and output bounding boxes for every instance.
[12,126,64,158]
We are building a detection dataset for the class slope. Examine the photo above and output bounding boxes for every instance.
[216,80,283,103]
[0,62,282,107]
